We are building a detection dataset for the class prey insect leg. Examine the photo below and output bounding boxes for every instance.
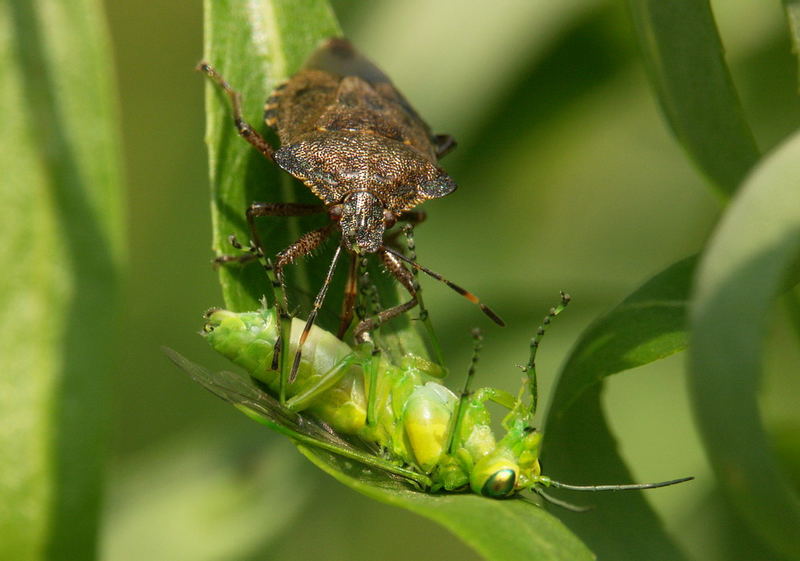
[351,253,418,427]
[222,235,292,403]
[197,62,275,161]
[244,205,327,400]
[222,219,335,404]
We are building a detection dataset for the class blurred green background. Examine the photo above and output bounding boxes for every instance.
[90,0,798,559]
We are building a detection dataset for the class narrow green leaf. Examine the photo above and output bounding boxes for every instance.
[542,257,695,561]
[627,0,760,197]
[785,0,800,89]
[103,432,311,561]
[203,0,341,313]
[299,446,595,561]
[0,1,124,560]
[689,130,800,560]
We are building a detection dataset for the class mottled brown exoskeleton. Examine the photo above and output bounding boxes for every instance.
[200,38,503,392]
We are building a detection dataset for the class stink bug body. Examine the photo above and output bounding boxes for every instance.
[199,38,503,394]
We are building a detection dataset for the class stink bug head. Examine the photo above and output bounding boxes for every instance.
[339,191,386,254]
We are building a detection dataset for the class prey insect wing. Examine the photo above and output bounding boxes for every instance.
[163,347,343,446]
[164,346,432,488]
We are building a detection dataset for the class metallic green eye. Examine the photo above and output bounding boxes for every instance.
[481,468,517,498]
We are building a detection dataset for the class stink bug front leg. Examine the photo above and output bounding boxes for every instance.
[353,249,418,344]
[197,62,275,161]
[245,202,327,257]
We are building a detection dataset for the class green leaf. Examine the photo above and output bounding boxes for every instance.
[298,446,595,561]
[203,0,341,313]
[542,257,695,561]
[0,1,124,560]
[785,0,800,89]
[104,431,312,561]
[689,130,800,560]
[627,0,760,197]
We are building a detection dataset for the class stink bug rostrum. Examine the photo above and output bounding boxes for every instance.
[200,38,503,395]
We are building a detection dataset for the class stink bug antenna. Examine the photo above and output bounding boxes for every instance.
[519,292,570,417]
[380,245,505,327]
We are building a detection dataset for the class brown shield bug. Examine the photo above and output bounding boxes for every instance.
[199,38,503,393]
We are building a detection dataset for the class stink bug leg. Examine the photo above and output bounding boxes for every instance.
[197,62,275,161]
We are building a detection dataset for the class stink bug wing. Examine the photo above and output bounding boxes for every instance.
[265,70,339,146]
[303,38,392,90]
[303,38,444,160]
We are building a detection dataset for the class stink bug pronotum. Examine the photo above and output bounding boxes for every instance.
[199,38,504,400]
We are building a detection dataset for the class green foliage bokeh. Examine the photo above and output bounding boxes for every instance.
[2,0,799,560]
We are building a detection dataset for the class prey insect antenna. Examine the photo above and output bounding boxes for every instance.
[447,328,483,454]
[381,245,505,327]
[538,475,695,492]
[519,292,570,417]
[402,225,445,365]
[528,489,592,512]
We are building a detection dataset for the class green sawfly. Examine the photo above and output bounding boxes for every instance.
[166,292,692,504]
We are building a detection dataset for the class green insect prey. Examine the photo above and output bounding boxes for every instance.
[167,295,692,501]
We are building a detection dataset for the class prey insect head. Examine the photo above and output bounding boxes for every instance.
[470,452,520,498]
